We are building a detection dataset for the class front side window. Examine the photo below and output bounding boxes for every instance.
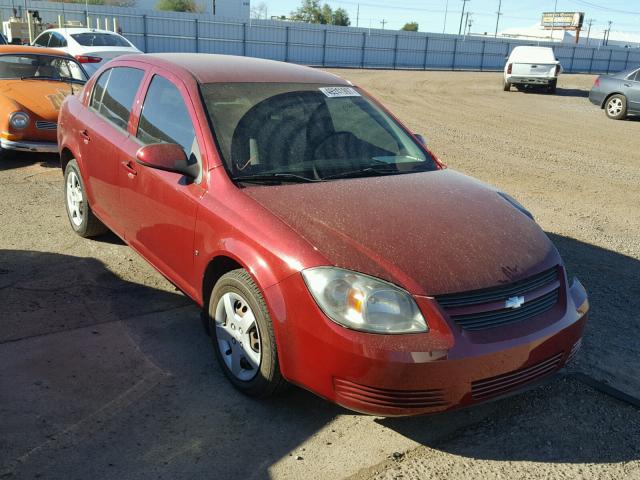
[0,54,86,82]
[137,75,197,156]
[71,32,131,48]
[201,83,436,183]
[96,67,144,129]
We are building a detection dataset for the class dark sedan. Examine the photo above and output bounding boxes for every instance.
[589,66,640,120]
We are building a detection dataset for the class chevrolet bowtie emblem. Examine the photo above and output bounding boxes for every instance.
[505,295,525,309]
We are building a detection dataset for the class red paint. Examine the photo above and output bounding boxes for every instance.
[58,54,589,416]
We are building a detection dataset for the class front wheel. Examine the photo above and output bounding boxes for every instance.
[209,269,286,397]
[605,94,627,120]
[64,159,108,237]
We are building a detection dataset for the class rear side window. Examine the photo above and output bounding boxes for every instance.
[48,32,67,48]
[137,75,197,155]
[629,70,640,82]
[93,67,144,130]
[71,33,130,47]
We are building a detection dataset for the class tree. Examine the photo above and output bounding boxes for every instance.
[156,0,199,12]
[332,8,350,26]
[401,22,418,31]
[251,2,268,19]
[290,0,351,26]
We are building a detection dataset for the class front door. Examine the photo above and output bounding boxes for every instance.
[117,72,205,298]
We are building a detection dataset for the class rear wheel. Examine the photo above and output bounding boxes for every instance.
[503,80,511,91]
[547,80,557,94]
[64,159,108,237]
[209,269,286,397]
[605,94,627,120]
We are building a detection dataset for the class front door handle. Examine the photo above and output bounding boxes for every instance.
[121,160,138,178]
[80,129,90,143]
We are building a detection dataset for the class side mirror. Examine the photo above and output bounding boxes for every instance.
[414,133,427,146]
[135,143,197,178]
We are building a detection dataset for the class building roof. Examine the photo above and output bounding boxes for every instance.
[117,53,349,85]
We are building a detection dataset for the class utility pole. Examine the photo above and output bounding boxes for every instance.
[380,19,387,29]
[605,21,612,45]
[585,18,594,46]
[443,0,448,34]
[551,0,558,40]
[356,3,360,28]
[458,0,470,36]
[494,0,502,38]
[465,12,472,36]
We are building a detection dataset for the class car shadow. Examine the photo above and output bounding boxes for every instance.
[0,151,59,170]
[378,232,640,465]
[554,87,590,98]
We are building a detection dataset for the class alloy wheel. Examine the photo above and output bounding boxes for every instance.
[66,171,84,227]
[607,98,623,116]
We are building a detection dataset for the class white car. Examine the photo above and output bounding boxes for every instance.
[32,28,141,75]
[503,46,562,94]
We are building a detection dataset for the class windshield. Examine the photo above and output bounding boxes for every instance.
[201,83,436,183]
[71,32,131,47]
[0,54,86,82]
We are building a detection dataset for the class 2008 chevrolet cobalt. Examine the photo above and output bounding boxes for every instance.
[58,54,588,416]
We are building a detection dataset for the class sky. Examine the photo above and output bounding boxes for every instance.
[259,0,640,35]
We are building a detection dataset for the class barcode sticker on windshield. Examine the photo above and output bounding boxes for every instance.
[319,86,361,98]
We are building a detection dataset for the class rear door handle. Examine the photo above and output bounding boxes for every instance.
[80,129,90,143]
[121,160,137,178]
[624,83,632,87]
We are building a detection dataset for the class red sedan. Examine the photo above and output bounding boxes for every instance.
[57,54,588,416]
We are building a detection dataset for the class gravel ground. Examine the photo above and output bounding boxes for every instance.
[1,70,639,479]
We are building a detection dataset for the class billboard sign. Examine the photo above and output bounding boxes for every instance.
[541,12,584,29]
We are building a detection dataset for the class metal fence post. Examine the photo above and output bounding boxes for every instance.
[606,49,612,74]
[361,31,366,68]
[625,49,630,70]
[142,14,148,53]
[588,47,595,73]
[422,35,429,70]
[284,26,290,62]
[479,40,486,71]
[243,22,247,57]
[322,28,327,67]
[393,34,399,69]
[194,18,199,53]
[452,38,458,70]
[569,46,576,72]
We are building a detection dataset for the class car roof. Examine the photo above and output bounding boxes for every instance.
[0,44,74,57]
[115,53,350,85]
[42,27,122,36]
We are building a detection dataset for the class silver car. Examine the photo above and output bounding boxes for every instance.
[589,66,640,120]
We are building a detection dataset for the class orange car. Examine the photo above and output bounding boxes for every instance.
[0,45,87,154]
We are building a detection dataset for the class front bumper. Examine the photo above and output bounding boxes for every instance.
[0,138,58,153]
[267,273,588,416]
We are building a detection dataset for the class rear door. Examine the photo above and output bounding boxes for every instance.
[79,66,145,235]
[117,70,206,297]
[624,69,640,112]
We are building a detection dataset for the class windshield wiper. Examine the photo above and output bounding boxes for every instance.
[21,75,64,81]
[321,166,401,180]
[232,173,320,184]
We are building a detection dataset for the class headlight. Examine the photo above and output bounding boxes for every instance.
[9,111,30,130]
[497,191,534,220]
[301,267,428,334]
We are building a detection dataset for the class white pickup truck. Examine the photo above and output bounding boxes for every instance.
[503,46,562,94]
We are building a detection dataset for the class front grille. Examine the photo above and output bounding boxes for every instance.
[471,352,563,400]
[35,120,57,130]
[334,378,448,409]
[436,267,560,331]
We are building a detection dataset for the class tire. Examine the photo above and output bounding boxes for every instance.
[503,80,511,91]
[208,269,286,397]
[547,80,557,94]
[63,159,108,237]
[604,94,628,120]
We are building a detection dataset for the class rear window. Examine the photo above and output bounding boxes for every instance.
[510,47,556,64]
[71,32,130,47]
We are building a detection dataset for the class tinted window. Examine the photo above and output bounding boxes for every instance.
[71,32,130,47]
[137,75,197,155]
[631,70,640,82]
[98,67,144,130]
[48,32,67,48]
[34,32,51,47]
[90,69,111,110]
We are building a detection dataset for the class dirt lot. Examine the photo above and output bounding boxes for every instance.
[1,70,639,480]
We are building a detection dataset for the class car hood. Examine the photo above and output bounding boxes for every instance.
[243,170,561,296]
[0,79,76,120]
